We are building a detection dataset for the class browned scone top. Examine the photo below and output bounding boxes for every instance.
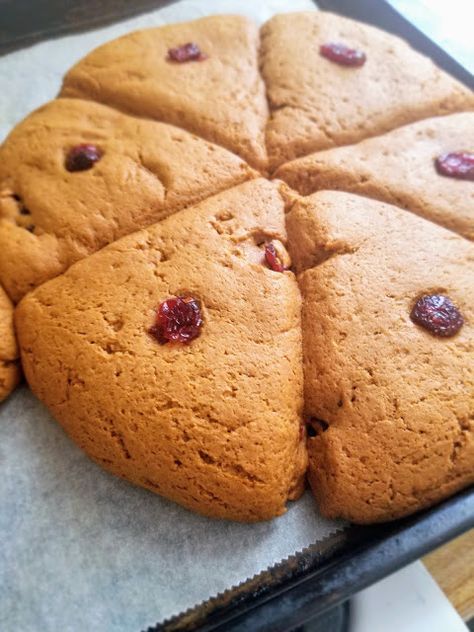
[261,11,474,170]
[15,179,307,521]
[0,285,20,402]
[286,190,474,523]
[0,98,255,303]
[276,113,474,240]
[60,15,269,171]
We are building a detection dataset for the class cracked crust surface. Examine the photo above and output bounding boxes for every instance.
[286,190,474,523]
[0,285,20,401]
[276,113,474,240]
[261,12,474,170]
[61,15,269,171]
[0,98,255,302]
[15,179,307,521]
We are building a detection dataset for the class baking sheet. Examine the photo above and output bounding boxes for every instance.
[0,1,345,631]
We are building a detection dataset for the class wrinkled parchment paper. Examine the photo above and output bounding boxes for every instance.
[0,2,345,631]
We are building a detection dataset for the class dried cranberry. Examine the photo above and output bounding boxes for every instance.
[264,242,286,273]
[149,296,203,345]
[65,144,102,172]
[410,294,464,337]
[435,152,474,181]
[320,42,366,67]
[167,42,207,63]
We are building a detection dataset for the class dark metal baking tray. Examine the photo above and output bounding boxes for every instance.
[1,2,472,631]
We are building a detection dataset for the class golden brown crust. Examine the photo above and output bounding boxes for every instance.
[286,191,474,523]
[261,12,474,170]
[16,179,307,521]
[4,12,474,523]
[61,16,269,171]
[0,285,20,402]
[0,98,256,302]
[276,113,474,240]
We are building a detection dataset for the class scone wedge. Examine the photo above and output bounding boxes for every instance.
[16,179,306,521]
[0,98,255,302]
[286,190,474,523]
[276,113,474,240]
[261,11,474,169]
[61,16,268,171]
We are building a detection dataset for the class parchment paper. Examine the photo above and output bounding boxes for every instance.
[0,2,345,631]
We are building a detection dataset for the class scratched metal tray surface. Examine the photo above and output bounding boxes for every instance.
[1,2,472,631]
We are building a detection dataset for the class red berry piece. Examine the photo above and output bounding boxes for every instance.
[410,294,464,337]
[320,42,366,67]
[149,296,203,345]
[167,42,207,63]
[65,144,102,172]
[264,241,286,273]
[435,152,474,181]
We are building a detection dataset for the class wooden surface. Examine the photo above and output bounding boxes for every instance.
[423,529,474,621]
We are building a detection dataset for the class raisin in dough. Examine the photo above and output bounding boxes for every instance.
[286,190,474,523]
[0,285,20,402]
[261,11,474,170]
[61,16,268,171]
[0,98,256,302]
[276,113,474,240]
[15,179,307,521]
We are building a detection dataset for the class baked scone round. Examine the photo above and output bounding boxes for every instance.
[286,190,474,523]
[4,10,473,522]
[16,180,307,521]
[0,285,20,402]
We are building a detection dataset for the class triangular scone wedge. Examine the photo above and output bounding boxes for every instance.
[276,113,474,240]
[0,286,20,402]
[261,12,474,170]
[16,179,306,522]
[0,98,256,302]
[61,16,268,171]
[286,191,474,523]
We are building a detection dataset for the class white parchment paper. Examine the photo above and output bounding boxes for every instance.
[0,2,345,631]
